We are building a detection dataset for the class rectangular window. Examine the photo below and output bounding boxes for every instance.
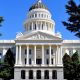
[21,70,25,79]
[46,59,49,65]
[29,70,33,79]
[51,49,53,55]
[51,58,53,64]
[29,49,32,55]
[29,58,31,64]
[25,49,27,55]
[46,49,49,55]
[25,58,26,65]
[52,70,57,79]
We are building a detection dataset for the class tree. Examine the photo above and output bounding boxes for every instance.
[0,48,15,79]
[0,17,3,26]
[71,51,79,79]
[4,48,15,67]
[0,16,4,36]
[63,53,74,80]
[62,0,80,38]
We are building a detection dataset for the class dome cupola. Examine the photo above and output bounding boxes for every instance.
[24,0,55,35]
[29,0,48,11]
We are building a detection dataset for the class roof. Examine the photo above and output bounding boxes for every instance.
[29,0,48,11]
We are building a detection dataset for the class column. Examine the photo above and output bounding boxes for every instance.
[49,45,51,65]
[44,22,46,30]
[34,45,36,65]
[57,45,60,65]
[19,45,22,65]
[15,45,18,65]
[56,45,58,66]
[40,21,42,30]
[54,57,55,66]
[26,45,29,65]
[42,45,44,65]
[60,46,63,65]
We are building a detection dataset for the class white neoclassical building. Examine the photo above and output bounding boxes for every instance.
[0,0,80,80]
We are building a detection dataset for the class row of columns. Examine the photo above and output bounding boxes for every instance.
[15,45,63,66]
[27,22,53,31]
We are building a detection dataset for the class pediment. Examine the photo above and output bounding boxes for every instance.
[16,31,62,40]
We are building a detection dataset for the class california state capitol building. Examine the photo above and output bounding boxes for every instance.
[0,0,80,80]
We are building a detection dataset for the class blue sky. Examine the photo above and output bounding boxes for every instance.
[0,0,79,40]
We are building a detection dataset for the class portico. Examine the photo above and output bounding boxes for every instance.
[15,43,63,66]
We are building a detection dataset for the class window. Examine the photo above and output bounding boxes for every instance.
[29,49,32,55]
[35,24,36,30]
[25,49,27,55]
[46,59,49,65]
[32,15,34,18]
[42,14,43,17]
[51,49,53,55]
[30,25,32,30]
[52,70,57,79]
[39,14,40,17]
[51,58,53,64]
[42,24,43,30]
[29,70,33,79]
[25,58,26,65]
[35,14,37,17]
[37,70,41,79]
[29,58,31,64]
[21,70,25,79]
[46,49,49,55]
[44,70,49,79]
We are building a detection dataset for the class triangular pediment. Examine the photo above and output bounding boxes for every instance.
[16,31,62,40]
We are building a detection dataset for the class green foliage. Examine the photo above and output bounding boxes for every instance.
[72,51,79,64]
[63,53,73,79]
[0,48,15,79]
[63,51,80,79]
[71,51,79,79]
[62,0,80,38]
[0,17,4,26]
[4,48,15,67]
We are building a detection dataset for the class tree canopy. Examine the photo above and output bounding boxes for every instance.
[63,51,80,79]
[0,17,4,26]
[0,48,15,79]
[62,0,80,38]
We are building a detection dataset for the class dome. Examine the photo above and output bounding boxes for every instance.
[29,0,48,11]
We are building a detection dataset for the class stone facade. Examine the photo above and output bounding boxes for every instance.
[0,0,80,80]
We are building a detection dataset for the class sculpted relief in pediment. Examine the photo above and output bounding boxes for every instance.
[28,34,49,40]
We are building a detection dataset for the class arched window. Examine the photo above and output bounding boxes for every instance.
[21,70,25,79]
[52,70,57,79]
[37,70,41,79]
[42,14,43,17]
[44,70,49,79]
[29,70,33,79]
[39,14,40,17]
[35,14,37,17]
